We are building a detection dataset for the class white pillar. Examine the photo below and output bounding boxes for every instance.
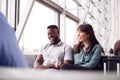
[60,0,66,42]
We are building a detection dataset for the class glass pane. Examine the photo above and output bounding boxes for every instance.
[66,17,78,47]
[60,15,78,47]
[66,0,78,16]
[52,0,78,16]
[20,0,29,19]
[19,2,55,54]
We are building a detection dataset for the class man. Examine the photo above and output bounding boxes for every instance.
[34,25,73,69]
[0,12,27,67]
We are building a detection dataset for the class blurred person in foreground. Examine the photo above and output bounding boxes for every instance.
[0,12,27,67]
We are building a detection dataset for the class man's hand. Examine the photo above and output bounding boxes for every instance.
[55,61,62,69]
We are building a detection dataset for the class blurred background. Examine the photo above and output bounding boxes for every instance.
[0,0,120,55]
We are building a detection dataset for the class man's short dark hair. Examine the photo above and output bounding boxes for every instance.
[47,25,59,30]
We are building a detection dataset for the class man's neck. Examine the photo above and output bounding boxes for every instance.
[52,39,61,45]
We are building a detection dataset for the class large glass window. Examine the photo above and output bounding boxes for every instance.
[19,2,56,54]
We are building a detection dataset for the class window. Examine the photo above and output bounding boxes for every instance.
[60,15,78,47]
[66,17,78,47]
[19,2,56,54]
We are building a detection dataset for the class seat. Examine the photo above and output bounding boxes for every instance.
[108,56,120,71]
[93,56,108,71]
[25,55,37,68]
[103,55,120,76]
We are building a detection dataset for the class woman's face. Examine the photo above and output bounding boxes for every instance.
[77,28,89,42]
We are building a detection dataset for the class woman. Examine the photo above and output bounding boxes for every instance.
[60,23,104,70]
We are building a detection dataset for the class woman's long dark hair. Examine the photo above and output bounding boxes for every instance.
[74,23,104,54]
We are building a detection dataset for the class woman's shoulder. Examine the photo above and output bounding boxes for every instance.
[92,44,102,51]
[94,44,102,48]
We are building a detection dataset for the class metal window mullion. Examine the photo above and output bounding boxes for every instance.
[61,10,66,42]
[60,0,66,42]
[14,0,20,31]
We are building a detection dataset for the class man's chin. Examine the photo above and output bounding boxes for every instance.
[50,41,55,44]
[79,40,82,42]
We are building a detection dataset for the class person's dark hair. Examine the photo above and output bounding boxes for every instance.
[74,23,104,54]
[47,25,59,30]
